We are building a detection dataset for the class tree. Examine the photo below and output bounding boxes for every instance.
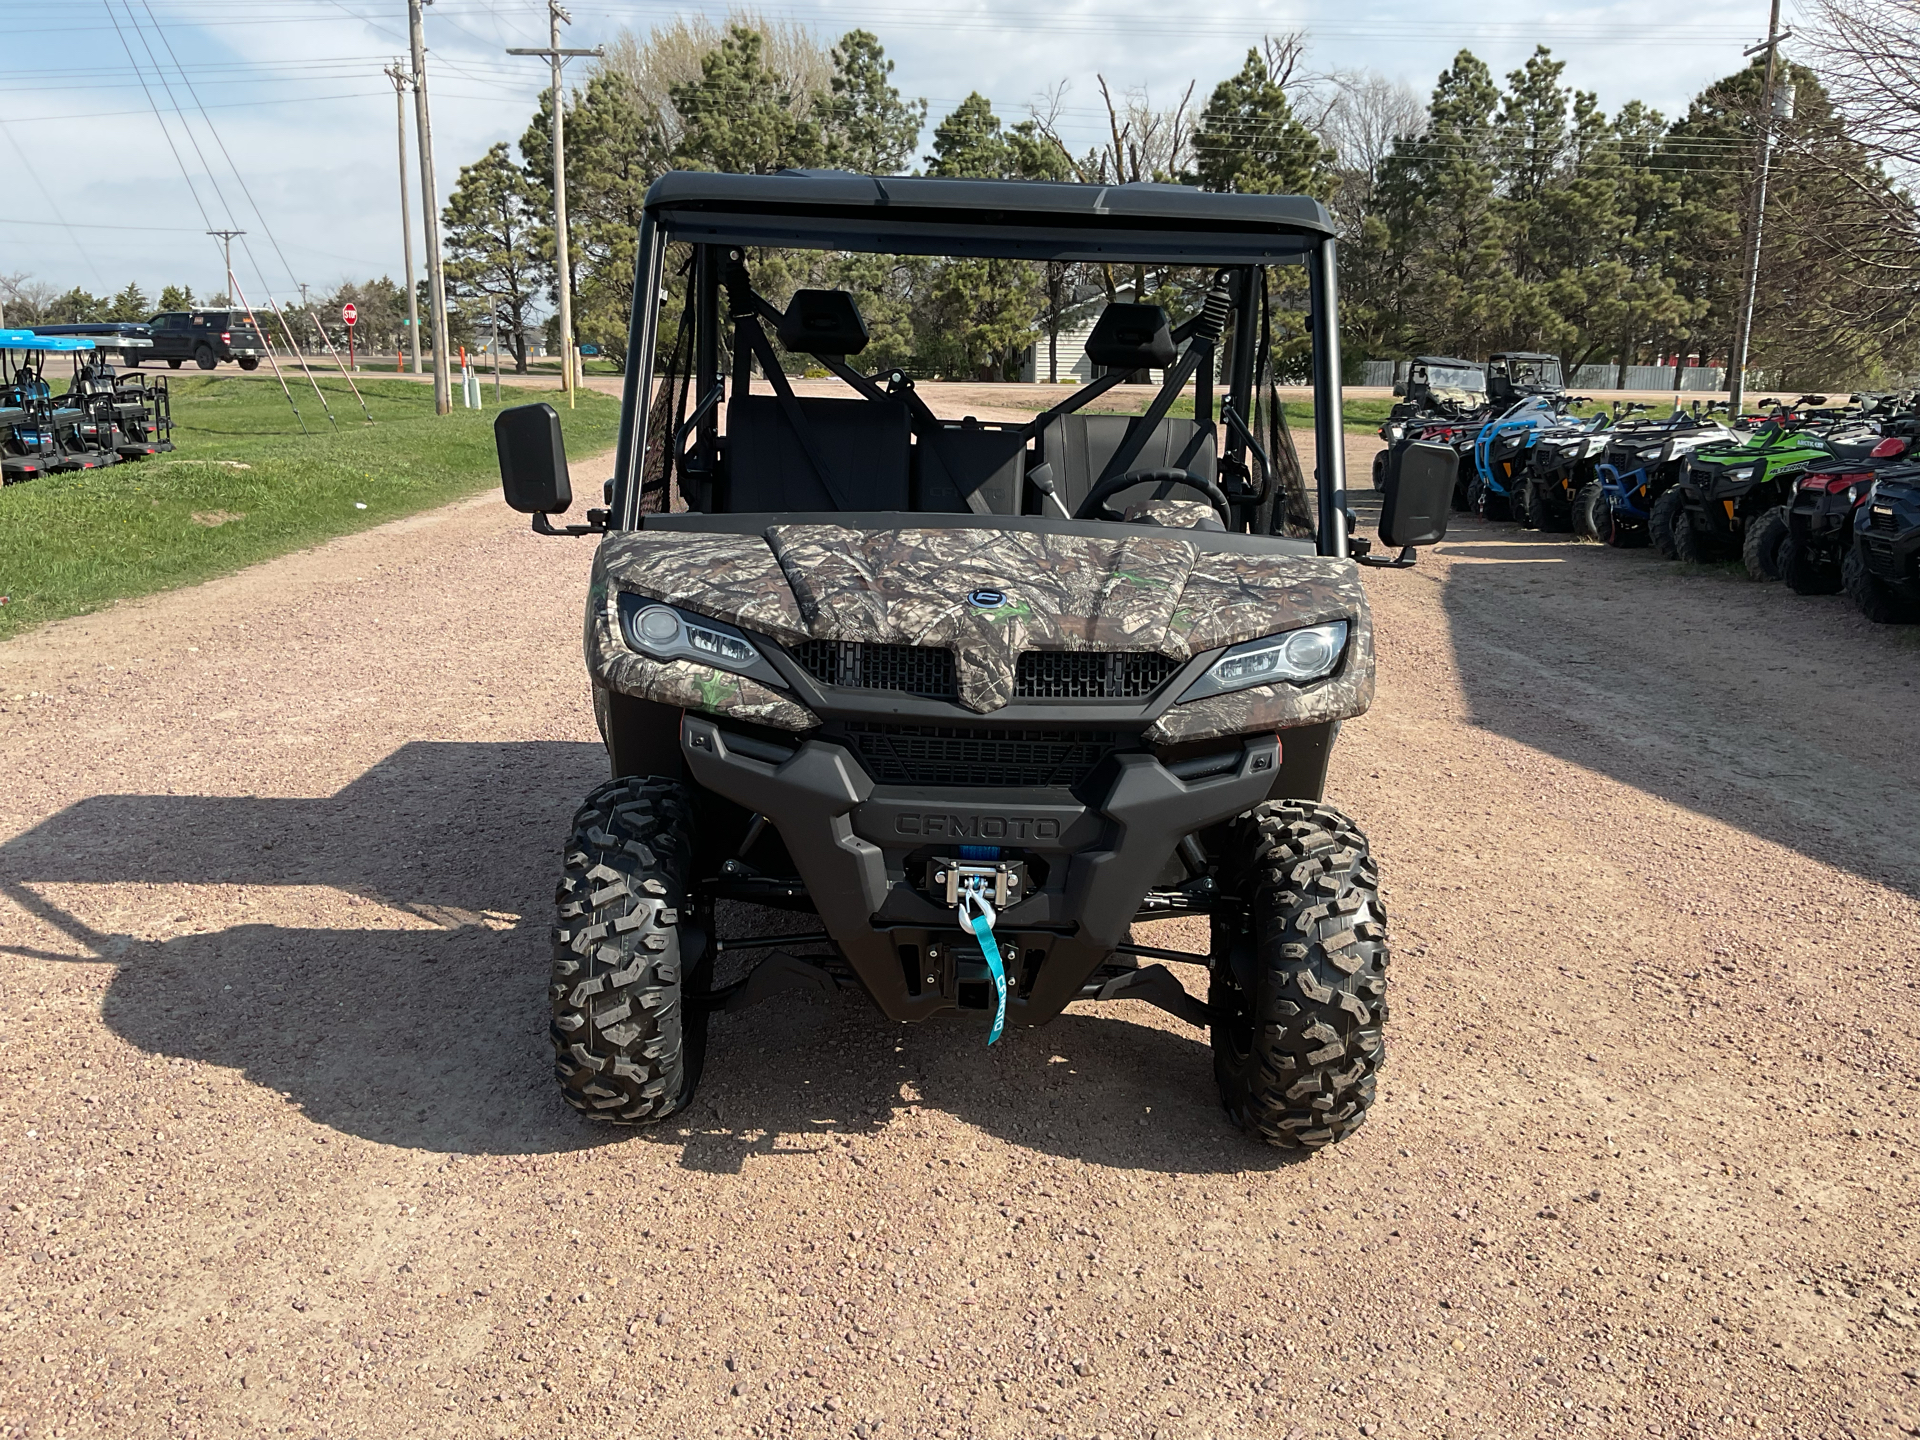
[523,73,669,369]
[598,12,831,155]
[105,282,150,322]
[442,142,545,371]
[821,30,923,174]
[925,92,1007,178]
[157,284,196,311]
[47,288,107,323]
[671,26,823,174]
[1191,45,1333,197]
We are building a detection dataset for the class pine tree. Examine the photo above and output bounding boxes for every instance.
[1190,48,1332,196]
[106,282,150,322]
[442,142,544,371]
[671,27,823,174]
[157,284,195,312]
[821,31,923,174]
[925,93,1009,178]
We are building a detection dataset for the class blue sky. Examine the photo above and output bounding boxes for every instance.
[1,0,1791,311]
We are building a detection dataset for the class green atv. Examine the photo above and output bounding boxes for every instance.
[1666,398,1878,578]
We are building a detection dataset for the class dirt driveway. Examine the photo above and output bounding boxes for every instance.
[2,439,1917,1440]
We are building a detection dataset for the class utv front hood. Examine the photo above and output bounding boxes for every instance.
[585,523,1374,741]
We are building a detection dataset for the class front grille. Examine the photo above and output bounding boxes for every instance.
[840,721,1118,788]
[1862,535,1900,576]
[792,640,957,698]
[1014,650,1182,699]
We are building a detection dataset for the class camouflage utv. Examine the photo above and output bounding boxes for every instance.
[493,172,1452,1149]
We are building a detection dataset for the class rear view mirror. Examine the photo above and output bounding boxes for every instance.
[496,402,572,514]
[1378,440,1454,549]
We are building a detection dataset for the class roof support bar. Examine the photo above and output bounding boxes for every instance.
[1309,237,1347,559]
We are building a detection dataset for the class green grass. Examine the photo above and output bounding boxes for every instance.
[0,376,622,642]
[1054,395,1396,433]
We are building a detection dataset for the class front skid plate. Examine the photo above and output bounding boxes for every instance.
[680,715,1276,1024]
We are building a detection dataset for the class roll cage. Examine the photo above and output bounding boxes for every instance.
[608,171,1350,558]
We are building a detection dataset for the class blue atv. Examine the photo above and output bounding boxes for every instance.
[1467,352,1569,520]
[1580,403,1735,548]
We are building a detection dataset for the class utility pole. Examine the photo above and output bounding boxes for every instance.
[408,0,452,415]
[510,4,602,406]
[1727,0,1794,416]
[385,61,423,376]
[207,228,245,304]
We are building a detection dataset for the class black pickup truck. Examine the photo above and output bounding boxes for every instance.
[144,310,266,370]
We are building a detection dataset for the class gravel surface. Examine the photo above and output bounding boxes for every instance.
[2,438,1918,1440]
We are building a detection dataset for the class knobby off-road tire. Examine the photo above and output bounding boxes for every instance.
[1210,802,1389,1150]
[1574,480,1608,541]
[1671,507,1720,564]
[550,777,709,1123]
[1509,483,1534,529]
[1742,505,1790,581]
[1781,531,1841,595]
[1649,486,1684,558]
[1843,544,1920,624]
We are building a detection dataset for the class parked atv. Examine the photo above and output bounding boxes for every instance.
[1515,404,1610,531]
[1583,404,1735,549]
[1781,436,1911,594]
[1669,398,1876,577]
[490,172,1456,1151]
[1846,460,1920,623]
[1470,393,1573,520]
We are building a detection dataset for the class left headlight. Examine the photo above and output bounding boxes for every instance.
[615,594,788,688]
[1177,621,1349,702]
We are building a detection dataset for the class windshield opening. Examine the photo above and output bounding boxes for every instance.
[633,239,1318,542]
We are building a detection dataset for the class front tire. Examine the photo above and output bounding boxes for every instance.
[1649,486,1684,558]
[1843,543,1920,624]
[1781,531,1841,595]
[1742,505,1789,580]
[1672,508,1718,564]
[1210,802,1388,1150]
[1574,480,1607,541]
[550,777,710,1123]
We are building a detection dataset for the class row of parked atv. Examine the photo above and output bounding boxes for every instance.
[0,330,175,483]
[1373,353,1920,625]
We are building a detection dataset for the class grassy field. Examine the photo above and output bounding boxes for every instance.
[0,376,621,643]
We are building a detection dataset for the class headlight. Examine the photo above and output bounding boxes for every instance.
[1726,466,1756,481]
[1177,621,1349,702]
[616,595,786,687]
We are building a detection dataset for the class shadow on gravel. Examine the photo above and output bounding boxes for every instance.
[666,999,1312,1177]
[0,739,615,1156]
[2,739,1296,1172]
[1422,506,1920,898]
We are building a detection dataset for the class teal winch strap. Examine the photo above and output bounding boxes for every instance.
[958,883,1008,1045]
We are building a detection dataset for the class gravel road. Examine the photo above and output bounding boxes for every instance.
[2,438,1917,1440]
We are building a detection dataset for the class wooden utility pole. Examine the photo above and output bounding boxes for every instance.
[408,0,452,415]
[1728,0,1794,415]
[510,3,602,407]
[385,62,422,376]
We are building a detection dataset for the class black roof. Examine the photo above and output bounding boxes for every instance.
[1490,351,1560,362]
[1413,355,1481,369]
[644,170,1334,265]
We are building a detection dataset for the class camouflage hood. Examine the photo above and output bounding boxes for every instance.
[591,524,1371,719]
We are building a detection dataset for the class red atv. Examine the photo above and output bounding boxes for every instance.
[1781,434,1913,594]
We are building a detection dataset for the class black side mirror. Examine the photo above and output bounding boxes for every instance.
[1378,440,1454,549]
[496,402,571,514]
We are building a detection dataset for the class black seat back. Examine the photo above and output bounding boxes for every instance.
[1038,413,1217,514]
[722,393,910,512]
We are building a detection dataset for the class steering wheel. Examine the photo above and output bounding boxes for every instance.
[1072,467,1231,523]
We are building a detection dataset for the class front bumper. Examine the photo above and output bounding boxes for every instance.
[682,713,1279,1025]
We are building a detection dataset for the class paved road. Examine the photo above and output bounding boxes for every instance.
[1,446,1916,1440]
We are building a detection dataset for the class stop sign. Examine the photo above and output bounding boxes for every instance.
[342,303,357,327]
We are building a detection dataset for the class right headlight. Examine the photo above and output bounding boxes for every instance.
[1177,621,1349,702]
[615,594,788,688]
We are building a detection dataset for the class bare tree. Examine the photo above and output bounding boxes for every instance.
[1804,0,1920,179]
[1316,71,1427,183]
[0,273,57,327]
